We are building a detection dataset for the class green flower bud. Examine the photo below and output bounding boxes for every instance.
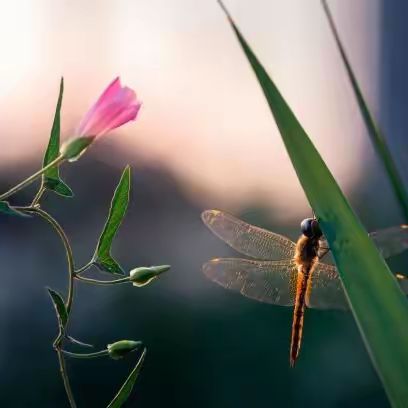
[129,265,170,287]
[107,340,143,360]
[60,136,95,162]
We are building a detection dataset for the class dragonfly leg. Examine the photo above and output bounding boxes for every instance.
[318,247,330,260]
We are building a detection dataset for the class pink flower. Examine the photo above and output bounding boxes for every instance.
[60,77,141,161]
[77,77,141,138]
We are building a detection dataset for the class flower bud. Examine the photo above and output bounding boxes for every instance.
[60,136,95,162]
[129,265,170,287]
[107,340,143,360]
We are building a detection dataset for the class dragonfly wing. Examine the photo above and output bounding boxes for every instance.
[306,263,349,311]
[201,210,296,260]
[307,262,408,310]
[202,258,298,306]
[369,225,408,259]
[317,238,330,258]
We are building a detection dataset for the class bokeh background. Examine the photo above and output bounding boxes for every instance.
[0,0,407,406]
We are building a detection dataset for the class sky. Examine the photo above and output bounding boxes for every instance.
[0,0,380,221]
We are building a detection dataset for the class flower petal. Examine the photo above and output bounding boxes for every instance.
[117,86,137,105]
[96,77,122,106]
[77,77,122,137]
[108,103,141,131]
[80,102,125,137]
[75,77,141,139]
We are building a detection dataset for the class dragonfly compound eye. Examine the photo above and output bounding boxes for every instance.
[301,218,314,237]
[311,219,323,238]
[301,218,322,238]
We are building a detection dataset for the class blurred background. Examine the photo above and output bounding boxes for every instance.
[0,0,407,406]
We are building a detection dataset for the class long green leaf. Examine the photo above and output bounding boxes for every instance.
[41,77,73,197]
[47,287,68,328]
[321,0,408,222]
[92,166,131,276]
[106,347,147,408]
[218,2,408,406]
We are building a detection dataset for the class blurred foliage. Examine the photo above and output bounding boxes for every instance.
[322,0,408,222]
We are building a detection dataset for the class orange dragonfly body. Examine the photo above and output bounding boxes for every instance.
[201,210,408,367]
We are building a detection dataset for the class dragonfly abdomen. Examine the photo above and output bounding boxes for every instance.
[290,268,308,367]
[290,235,319,367]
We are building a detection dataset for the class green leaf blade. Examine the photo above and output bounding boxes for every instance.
[220,4,408,406]
[93,257,125,276]
[44,177,73,197]
[41,77,73,198]
[43,77,63,178]
[92,166,131,276]
[47,287,68,328]
[0,201,31,217]
[107,347,147,408]
[321,0,408,222]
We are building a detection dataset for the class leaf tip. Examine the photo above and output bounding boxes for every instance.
[217,0,233,22]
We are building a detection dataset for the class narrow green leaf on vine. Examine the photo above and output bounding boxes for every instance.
[47,287,68,328]
[92,166,131,276]
[41,77,73,197]
[106,347,147,408]
[0,201,31,217]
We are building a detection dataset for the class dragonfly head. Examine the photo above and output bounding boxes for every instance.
[301,218,323,238]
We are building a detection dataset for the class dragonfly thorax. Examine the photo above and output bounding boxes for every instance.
[295,235,320,266]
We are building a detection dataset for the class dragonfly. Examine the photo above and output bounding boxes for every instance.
[201,209,408,367]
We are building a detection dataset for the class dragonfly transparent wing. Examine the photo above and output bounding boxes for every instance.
[202,258,298,306]
[204,258,408,311]
[306,263,349,311]
[317,238,330,259]
[319,226,408,260]
[201,210,296,260]
[369,225,408,258]
[306,261,408,310]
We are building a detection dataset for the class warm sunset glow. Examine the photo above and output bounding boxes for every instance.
[0,0,380,220]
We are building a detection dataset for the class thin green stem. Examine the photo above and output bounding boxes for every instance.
[60,349,109,359]
[74,262,93,275]
[17,206,76,314]
[57,350,77,408]
[65,335,93,348]
[31,185,46,207]
[75,275,131,286]
[15,205,77,408]
[54,331,64,348]
[0,155,65,201]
